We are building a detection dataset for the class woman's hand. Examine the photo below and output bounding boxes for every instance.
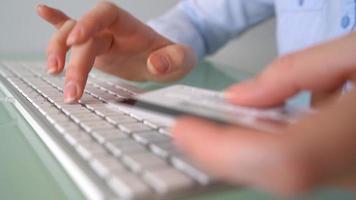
[37,2,197,103]
[172,33,356,196]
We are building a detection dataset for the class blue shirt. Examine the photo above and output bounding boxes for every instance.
[149,0,356,59]
[148,0,356,106]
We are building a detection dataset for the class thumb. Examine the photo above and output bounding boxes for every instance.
[224,77,296,107]
[225,33,356,107]
[147,44,197,82]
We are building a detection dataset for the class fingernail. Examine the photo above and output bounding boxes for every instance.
[67,28,82,45]
[47,54,58,73]
[151,55,171,74]
[47,67,57,74]
[64,81,78,103]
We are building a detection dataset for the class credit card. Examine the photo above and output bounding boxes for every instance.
[111,85,312,132]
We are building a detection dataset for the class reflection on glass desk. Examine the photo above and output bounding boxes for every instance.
[0,57,355,200]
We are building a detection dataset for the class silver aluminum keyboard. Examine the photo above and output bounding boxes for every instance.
[0,61,222,200]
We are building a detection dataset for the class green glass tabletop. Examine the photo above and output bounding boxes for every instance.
[0,56,355,200]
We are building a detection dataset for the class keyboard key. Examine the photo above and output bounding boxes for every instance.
[63,130,92,146]
[158,127,171,135]
[95,82,133,98]
[81,121,114,132]
[70,112,102,123]
[108,172,152,200]
[87,104,123,116]
[53,120,82,134]
[46,112,71,124]
[79,94,101,105]
[171,156,214,185]
[106,115,137,124]
[62,106,91,114]
[143,167,194,194]
[122,152,168,173]
[105,139,146,157]
[107,88,132,99]
[75,141,107,160]
[132,131,171,146]
[119,123,152,134]
[90,156,126,178]
[149,142,180,159]
[91,129,128,144]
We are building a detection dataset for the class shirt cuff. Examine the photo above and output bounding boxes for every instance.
[147,6,206,60]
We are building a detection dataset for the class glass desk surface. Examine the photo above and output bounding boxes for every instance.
[0,56,355,200]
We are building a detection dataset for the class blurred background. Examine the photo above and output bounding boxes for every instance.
[0,0,277,74]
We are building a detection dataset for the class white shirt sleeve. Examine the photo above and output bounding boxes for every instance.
[148,0,275,60]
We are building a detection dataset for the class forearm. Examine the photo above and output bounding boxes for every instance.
[148,0,275,60]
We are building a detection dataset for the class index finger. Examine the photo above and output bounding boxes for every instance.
[226,33,356,107]
[37,4,70,29]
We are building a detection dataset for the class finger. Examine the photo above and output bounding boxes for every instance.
[172,115,343,196]
[172,117,319,196]
[46,20,76,74]
[36,4,70,29]
[67,1,122,45]
[173,91,356,196]
[172,117,285,187]
[225,33,356,107]
[146,44,197,82]
[63,33,113,103]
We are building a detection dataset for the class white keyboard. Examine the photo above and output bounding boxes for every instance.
[0,61,222,200]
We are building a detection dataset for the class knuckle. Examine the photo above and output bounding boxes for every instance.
[84,37,96,49]
[47,35,64,54]
[61,19,76,31]
[76,19,90,33]
[98,1,118,11]
[54,33,66,44]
